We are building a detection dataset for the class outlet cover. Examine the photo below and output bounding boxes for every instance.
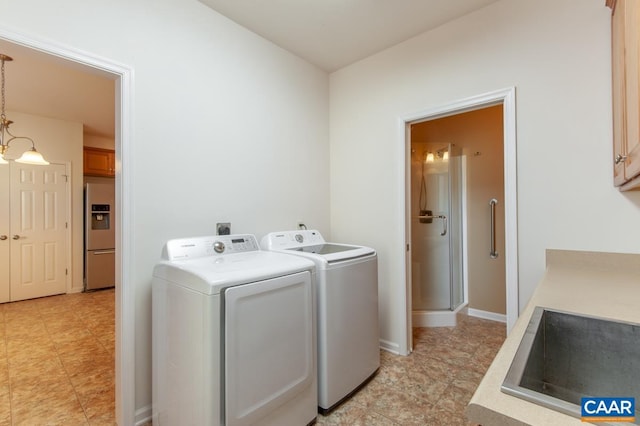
[216,222,231,235]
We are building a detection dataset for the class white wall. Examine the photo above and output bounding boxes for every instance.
[6,111,84,293]
[330,0,640,352]
[0,0,329,419]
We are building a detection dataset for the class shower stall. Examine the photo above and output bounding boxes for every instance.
[410,143,465,327]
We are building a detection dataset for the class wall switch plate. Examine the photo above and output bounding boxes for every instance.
[216,222,231,235]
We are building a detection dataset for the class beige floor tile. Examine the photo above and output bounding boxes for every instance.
[56,334,110,358]
[80,388,115,425]
[12,395,88,426]
[5,321,48,340]
[10,376,76,406]
[0,384,10,421]
[0,289,502,425]
[8,356,67,382]
[0,289,116,424]
[322,314,505,425]
[6,338,58,368]
[42,311,82,330]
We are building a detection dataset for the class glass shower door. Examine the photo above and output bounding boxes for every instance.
[411,143,464,311]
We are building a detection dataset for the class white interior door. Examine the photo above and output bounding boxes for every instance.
[10,162,67,302]
[0,166,9,303]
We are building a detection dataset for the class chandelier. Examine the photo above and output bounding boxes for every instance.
[0,53,49,165]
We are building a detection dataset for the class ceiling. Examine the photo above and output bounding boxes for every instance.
[198,0,500,72]
[0,0,499,140]
[0,39,115,138]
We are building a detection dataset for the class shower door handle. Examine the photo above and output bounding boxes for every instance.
[418,214,447,236]
[440,215,447,236]
[489,198,498,259]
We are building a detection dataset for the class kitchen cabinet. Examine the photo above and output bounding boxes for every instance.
[83,147,115,177]
[609,0,640,190]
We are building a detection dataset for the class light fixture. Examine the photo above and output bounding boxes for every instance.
[442,151,449,161]
[0,53,49,165]
[425,152,435,163]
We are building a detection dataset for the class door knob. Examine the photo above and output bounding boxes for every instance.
[615,154,628,165]
[0,235,6,240]
[12,235,20,240]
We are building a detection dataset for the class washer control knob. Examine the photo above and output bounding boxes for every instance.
[295,234,304,243]
[213,241,225,253]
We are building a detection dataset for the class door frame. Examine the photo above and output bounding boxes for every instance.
[63,161,73,293]
[398,87,518,355]
[0,28,135,425]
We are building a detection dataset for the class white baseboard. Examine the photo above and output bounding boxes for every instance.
[379,339,401,354]
[135,404,152,426]
[465,307,507,323]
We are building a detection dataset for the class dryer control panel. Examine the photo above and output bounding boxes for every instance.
[262,230,326,249]
[162,234,260,260]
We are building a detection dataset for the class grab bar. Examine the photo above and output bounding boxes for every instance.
[418,214,447,236]
[91,249,116,255]
[489,198,498,259]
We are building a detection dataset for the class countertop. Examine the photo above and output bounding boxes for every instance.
[466,249,640,426]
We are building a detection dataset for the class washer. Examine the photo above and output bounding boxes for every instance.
[261,230,379,413]
[152,234,317,426]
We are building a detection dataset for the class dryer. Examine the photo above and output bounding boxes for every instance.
[152,234,317,426]
[261,230,379,414]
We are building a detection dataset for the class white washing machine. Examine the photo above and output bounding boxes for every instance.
[261,230,379,413]
[152,234,317,426]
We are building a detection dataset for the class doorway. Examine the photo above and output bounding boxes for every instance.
[400,88,518,355]
[0,29,134,424]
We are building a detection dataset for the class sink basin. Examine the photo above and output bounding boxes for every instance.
[501,307,640,424]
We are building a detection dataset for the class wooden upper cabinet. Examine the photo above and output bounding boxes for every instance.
[83,147,115,177]
[610,0,640,190]
[612,0,627,186]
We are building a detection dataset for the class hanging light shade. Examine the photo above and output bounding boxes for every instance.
[0,53,49,166]
[425,152,435,163]
[16,147,50,165]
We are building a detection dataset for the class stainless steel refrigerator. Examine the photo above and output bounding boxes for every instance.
[84,182,115,290]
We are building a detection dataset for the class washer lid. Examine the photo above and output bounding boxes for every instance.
[261,230,375,264]
[153,237,315,295]
[287,243,360,255]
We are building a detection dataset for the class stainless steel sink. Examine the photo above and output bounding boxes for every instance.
[501,307,640,424]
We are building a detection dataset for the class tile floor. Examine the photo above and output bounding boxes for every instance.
[0,288,115,425]
[1,291,503,426]
[317,314,506,425]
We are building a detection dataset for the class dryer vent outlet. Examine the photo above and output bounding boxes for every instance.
[216,222,231,235]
